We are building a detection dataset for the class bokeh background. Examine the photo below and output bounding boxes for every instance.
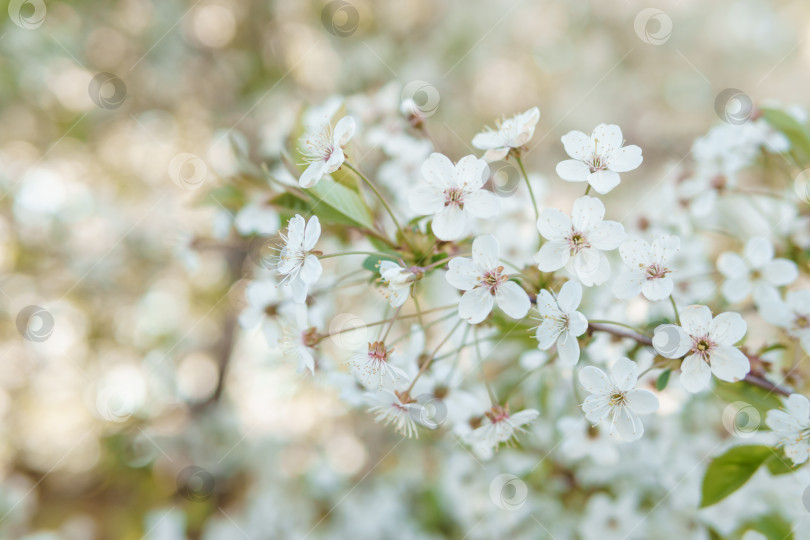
[2,0,810,538]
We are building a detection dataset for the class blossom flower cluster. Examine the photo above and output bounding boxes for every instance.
[215,82,810,535]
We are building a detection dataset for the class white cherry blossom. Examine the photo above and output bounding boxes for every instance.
[445,235,530,324]
[299,116,355,188]
[472,107,540,161]
[578,358,659,441]
[366,390,423,439]
[534,280,588,366]
[347,341,409,389]
[765,393,810,465]
[465,404,538,454]
[613,234,680,301]
[535,196,626,286]
[409,153,500,241]
[378,261,414,307]
[556,124,642,194]
[758,289,810,354]
[652,305,750,393]
[278,303,320,375]
[276,214,322,303]
[717,236,798,304]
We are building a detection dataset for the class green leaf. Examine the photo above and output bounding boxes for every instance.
[761,107,810,166]
[765,447,802,476]
[739,513,794,540]
[199,185,247,211]
[656,369,671,391]
[700,445,772,508]
[307,176,375,229]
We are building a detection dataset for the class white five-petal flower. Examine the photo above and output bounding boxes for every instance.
[445,235,531,324]
[652,305,750,393]
[556,124,643,194]
[613,234,680,301]
[347,341,409,390]
[410,153,500,241]
[534,280,588,366]
[299,116,355,188]
[765,393,810,465]
[465,404,539,453]
[378,261,415,307]
[276,214,322,303]
[535,196,626,286]
[758,289,810,355]
[717,236,798,304]
[578,358,659,441]
[472,107,541,161]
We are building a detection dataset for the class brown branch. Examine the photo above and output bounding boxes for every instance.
[587,322,792,397]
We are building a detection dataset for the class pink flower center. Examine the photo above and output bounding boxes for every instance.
[567,230,590,253]
[796,316,809,329]
[479,266,508,295]
[485,405,510,423]
[691,335,716,359]
[444,187,465,208]
[645,263,670,281]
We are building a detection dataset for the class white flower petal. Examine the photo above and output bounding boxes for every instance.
[650,234,680,264]
[610,357,639,392]
[299,161,326,188]
[608,144,643,172]
[579,365,611,394]
[619,237,652,267]
[300,254,322,284]
[557,332,581,366]
[582,395,611,423]
[680,354,712,393]
[587,170,621,194]
[652,324,691,358]
[333,116,356,146]
[591,124,624,155]
[557,280,582,312]
[464,189,501,218]
[573,248,610,287]
[286,214,306,248]
[472,130,504,151]
[641,276,673,301]
[556,159,590,182]
[613,407,644,441]
[709,311,747,346]
[446,257,479,290]
[458,287,494,324]
[709,346,750,383]
[409,184,445,215]
[303,216,321,251]
[290,278,308,303]
[455,155,489,190]
[536,208,572,241]
[472,234,499,270]
[588,220,626,251]
[568,311,589,337]
[613,271,645,299]
[561,130,592,161]
[722,277,753,304]
[535,241,570,272]
[717,252,748,279]
[495,281,530,319]
[762,258,799,286]
[679,305,713,337]
[535,320,562,350]
[784,394,810,423]
[571,196,605,232]
[744,236,774,268]
[626,389,659,414]
[420,153,455,188]
[432,206,468,241]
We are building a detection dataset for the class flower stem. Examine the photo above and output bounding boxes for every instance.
[584,184,592,195]
[587,319,647,335]
[325,304,457,337]
[475,326,498,405]
[344,161,408,245]
[319,251,395,260]
[669,295,681,325]
[382,305,401,341]
[514,155,540,221]
[406,319,464,394]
